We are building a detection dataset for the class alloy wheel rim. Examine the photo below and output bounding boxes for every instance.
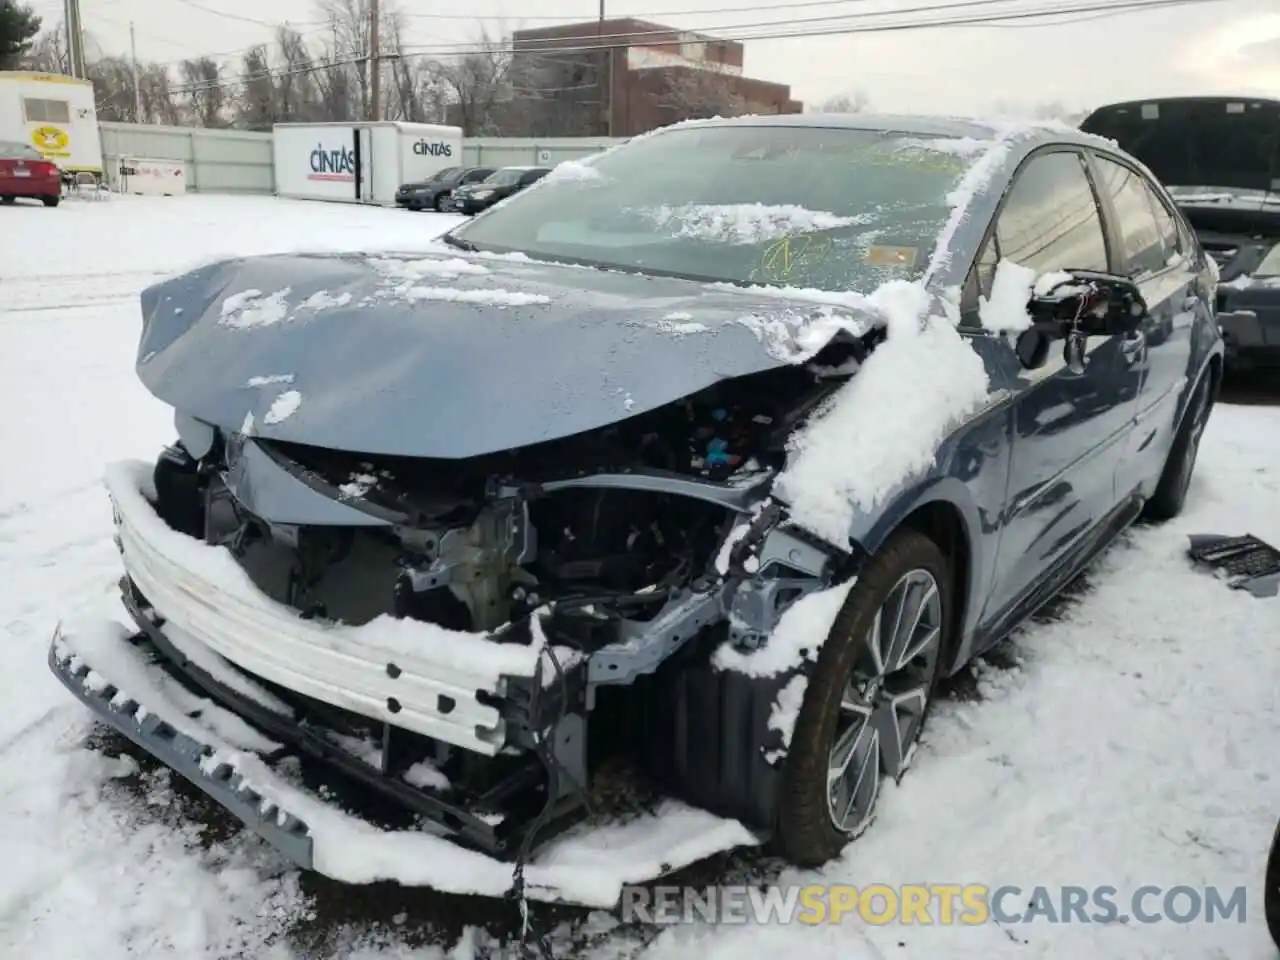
[827,568,944,835]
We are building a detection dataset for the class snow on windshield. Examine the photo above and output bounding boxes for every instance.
[452,124,979,295]
[640,202,867,245]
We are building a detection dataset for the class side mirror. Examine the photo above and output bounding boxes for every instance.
[1027,271,1148,339]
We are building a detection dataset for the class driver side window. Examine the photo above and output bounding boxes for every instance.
[963,150,1109,323]
[995,150,1110,275]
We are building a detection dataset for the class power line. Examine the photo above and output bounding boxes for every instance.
[169,0,327,29]
[396,0,966,22]
[163,0,1229,95]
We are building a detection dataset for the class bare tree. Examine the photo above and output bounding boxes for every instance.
[814,90,871,113]
[503,52,601,137]
[140,63,183,125]
[427,28,521,135]
[235,45,276,130]
[317,0,373,119]
[382,9,448,122]
[274,26,325,121]
[19,27,67,72]
[87,56,141,121]
[179,56,226,127]
[654,67,746,121]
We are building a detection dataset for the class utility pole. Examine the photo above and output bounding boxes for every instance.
[368,0,381,121]
[63,0,86,78]
[598,0,613,137]
[129,22,142,122]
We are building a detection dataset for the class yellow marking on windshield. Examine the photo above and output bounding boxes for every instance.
[865,245,919,267]
[755,234,834,282]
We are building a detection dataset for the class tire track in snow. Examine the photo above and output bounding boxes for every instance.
[0,270,169,319]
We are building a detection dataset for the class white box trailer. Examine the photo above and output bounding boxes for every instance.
[0,70,102,177]
[272,121,463,205]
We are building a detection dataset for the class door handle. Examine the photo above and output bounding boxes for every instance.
[1121,331,1146,359]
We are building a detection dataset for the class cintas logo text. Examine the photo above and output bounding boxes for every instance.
[413,140,453,157]
[308,144,355,181]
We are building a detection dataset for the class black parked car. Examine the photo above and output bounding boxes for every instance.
[1081,97,1280,372]
[395,166,496,213]
[452,166,551,215]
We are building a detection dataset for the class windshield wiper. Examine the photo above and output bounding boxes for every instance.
[440,232,477,252]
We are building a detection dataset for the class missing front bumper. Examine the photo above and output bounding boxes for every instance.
[47,617,762,905]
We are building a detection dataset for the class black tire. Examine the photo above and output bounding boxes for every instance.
[775,527,952,867]
[1142,368,1214,522]
[0,196,14,205]
[42,195,59,208]
[1266,818,1280,950]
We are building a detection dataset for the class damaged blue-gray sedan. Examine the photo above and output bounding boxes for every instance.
[50,113,1223,906]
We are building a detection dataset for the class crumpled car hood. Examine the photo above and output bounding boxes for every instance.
[136,249,864,459]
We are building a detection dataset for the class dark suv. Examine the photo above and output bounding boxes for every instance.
[396,166,496,213]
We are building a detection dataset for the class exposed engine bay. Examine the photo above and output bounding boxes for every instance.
[131,345,864,860]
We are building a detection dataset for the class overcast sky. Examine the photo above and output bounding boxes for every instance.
[25,0,1280,114]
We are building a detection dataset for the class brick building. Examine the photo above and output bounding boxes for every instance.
[500,18,803,137]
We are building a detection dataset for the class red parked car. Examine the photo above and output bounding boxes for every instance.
[0,140,61,208]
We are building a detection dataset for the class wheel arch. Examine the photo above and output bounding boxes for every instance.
[852,481,989,677]
[898,499,974,676]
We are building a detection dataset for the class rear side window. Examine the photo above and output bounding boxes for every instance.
[464,168,492,182]
[23,98,70,123]
[519,169,548,186]
[1142,181,1181,261]
[1091,156,1168,275]
[994,150,1110,275]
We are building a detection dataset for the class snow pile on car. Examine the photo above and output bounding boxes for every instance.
[770,123,1045,547]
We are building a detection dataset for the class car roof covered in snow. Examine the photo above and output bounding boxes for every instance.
[659,111,1111,150]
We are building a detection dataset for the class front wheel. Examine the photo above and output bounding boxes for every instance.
[775,527,951,867]
[1266,819,1280,949]
[42,195,60,208]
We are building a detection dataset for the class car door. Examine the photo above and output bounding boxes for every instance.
[354,126,374,202]
[517,169,549,192]
[1086,152,1200,498]
[968,148,1139,626]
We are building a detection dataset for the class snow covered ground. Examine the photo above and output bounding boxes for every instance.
[2,194,1279,959]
